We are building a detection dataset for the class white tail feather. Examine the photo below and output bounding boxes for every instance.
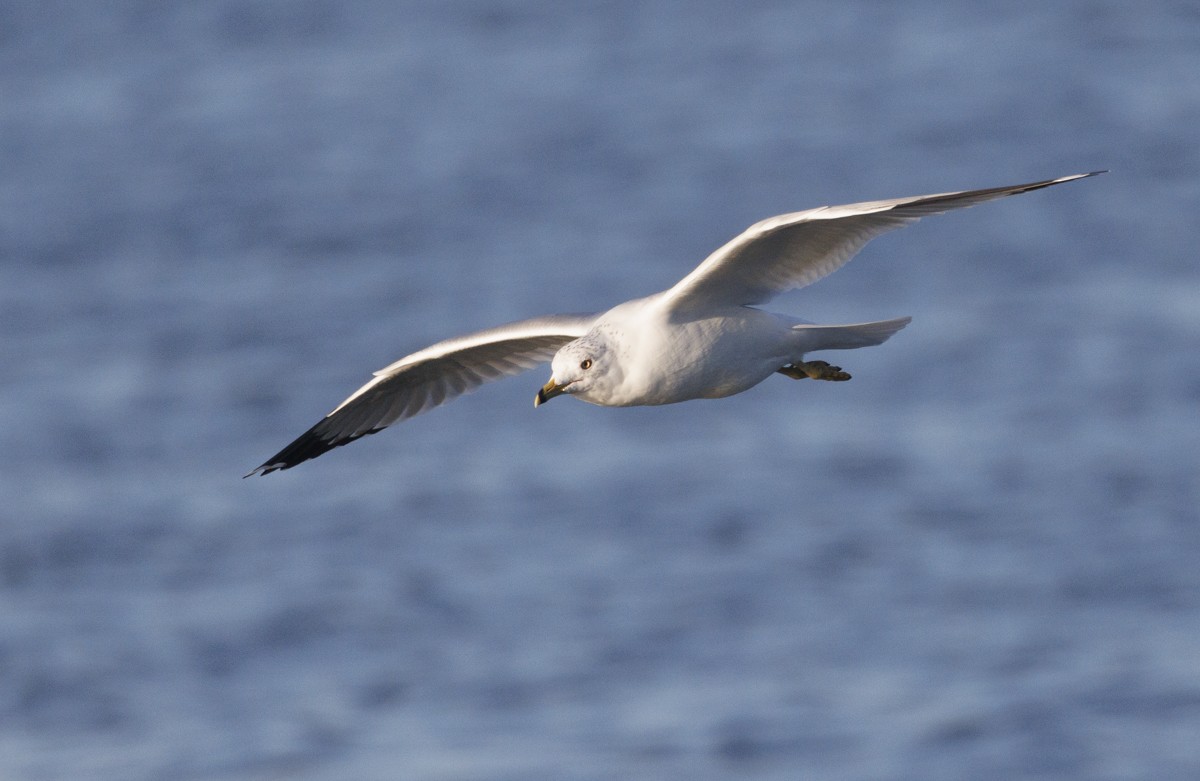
[792,316,912,352]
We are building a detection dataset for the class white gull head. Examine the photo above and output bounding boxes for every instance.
[535,330,622,407]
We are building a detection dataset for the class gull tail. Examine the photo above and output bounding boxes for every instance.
[792,316,912,352]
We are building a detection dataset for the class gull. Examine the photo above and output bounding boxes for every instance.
[247,172,1102,476]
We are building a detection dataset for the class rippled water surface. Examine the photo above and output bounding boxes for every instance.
[2,2,1198,779]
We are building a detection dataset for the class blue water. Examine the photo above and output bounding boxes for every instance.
[3,2,1198,779]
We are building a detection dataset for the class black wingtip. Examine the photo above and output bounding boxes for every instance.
[245,420,383,477]
[243,462,284,478]
[1028,170,1108,194]
[1066,170,1108,182]
[1022,170,1107,193]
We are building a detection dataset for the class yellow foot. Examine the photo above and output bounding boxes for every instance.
[777,360,851,382]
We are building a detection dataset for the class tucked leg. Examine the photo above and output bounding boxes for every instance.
[777,360,851,381]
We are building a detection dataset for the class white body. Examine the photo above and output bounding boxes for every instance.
[558,294,907,406]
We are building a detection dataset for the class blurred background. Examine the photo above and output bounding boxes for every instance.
[2,2,1198,779]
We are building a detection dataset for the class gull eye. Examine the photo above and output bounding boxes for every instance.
[580,358,593,370]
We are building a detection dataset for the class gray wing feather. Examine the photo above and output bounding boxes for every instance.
[247,313,596,475]
[664,172,1103,311]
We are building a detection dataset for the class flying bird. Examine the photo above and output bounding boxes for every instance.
[247,172,1102,476]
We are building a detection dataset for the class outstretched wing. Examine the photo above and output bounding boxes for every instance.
[247,313,596,475]
[663,172,1104,313]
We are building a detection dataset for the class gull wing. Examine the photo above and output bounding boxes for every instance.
[663,172,1104,313]
[247,313,596,475]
